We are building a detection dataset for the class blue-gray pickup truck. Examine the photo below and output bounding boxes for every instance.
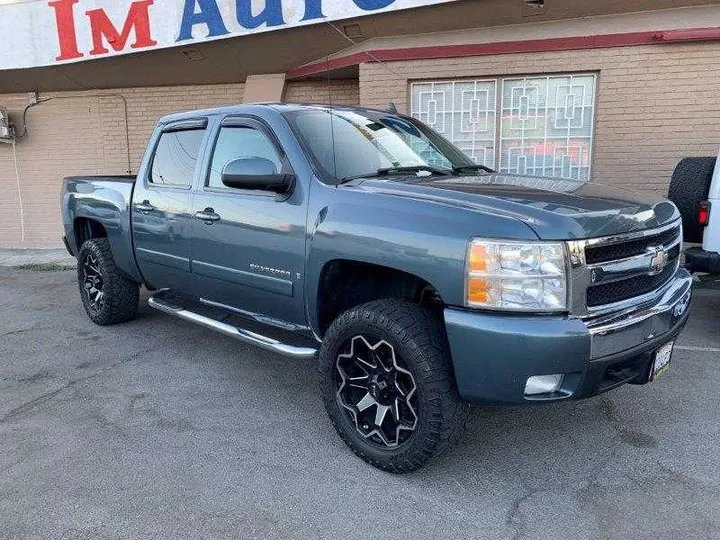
[62,104,692,472]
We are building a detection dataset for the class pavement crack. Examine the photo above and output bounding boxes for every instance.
[0,327,32,338]
[506,488,536,540]
[0,387,67,425]
[600,395,621,430]
[0,456,28,476]
[599,395,658,450]
[0,340,170,425]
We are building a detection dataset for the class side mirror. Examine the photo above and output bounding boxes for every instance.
[221,157,293,193]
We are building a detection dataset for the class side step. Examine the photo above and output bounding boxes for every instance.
[148,295,318,359]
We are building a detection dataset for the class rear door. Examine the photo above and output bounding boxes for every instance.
[189,115,308,327]
[132,118,208,292]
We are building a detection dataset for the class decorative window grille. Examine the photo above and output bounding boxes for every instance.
[410,79,497,168]
[410,74,596,181]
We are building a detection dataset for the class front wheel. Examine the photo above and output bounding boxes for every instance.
[319,299,470,473]
[77,238,139,326]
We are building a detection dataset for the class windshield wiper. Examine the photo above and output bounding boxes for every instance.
[453,164,495,174]
[377,165,454,177]
[337,165,454,185]
[336,172,387,185]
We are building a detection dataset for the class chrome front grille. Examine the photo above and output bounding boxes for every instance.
[585,255,679,307]
[567,221,683,317]
[584,226,681,265]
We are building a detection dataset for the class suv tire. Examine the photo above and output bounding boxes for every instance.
[319,299,470,473]
[668,156,716,243]
[77,238,139,326]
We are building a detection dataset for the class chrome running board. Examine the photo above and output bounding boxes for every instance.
[148,295,318,359]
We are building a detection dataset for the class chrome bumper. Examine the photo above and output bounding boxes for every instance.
[585,268,693,359]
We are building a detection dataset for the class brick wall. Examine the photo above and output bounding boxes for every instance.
[0,84,246,248]
[0,80,359,248]
[360,41,720,194]
[106,84,246,173]
[0,94,105,248]
[284,80,360,105]
[3,46,719,248]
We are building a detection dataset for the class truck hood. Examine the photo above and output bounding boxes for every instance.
[346,173,679,240]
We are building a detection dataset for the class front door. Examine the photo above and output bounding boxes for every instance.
[190,116,308,327]
[132,120,207,292]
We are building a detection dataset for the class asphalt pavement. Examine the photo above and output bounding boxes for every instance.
[1,266,719,540]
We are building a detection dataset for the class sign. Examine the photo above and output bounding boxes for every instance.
[0,0,455,71]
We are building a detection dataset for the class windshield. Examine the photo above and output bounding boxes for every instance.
[283,107,477,183]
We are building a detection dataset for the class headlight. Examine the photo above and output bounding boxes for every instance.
[465,239,568,311]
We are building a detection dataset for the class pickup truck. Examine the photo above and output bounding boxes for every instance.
[62,104,693,473]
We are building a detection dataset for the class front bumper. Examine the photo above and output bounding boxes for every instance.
[444,268,693,405]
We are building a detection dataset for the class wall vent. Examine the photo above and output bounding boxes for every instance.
[343,24,363,39]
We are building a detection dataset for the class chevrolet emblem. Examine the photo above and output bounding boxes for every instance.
[647,245,669,275]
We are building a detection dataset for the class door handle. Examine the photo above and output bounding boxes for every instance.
[195,208,221,223]
[135,200,155,214]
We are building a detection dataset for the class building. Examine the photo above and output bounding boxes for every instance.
[1,0,720,248]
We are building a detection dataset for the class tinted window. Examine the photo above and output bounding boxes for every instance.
[150,129,205,186]
[208,127,283,189]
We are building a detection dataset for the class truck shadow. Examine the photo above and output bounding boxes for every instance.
[129,291,710,491]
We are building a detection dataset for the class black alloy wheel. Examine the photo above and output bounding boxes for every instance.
[335,335,418,448]
[81,251,105,314]
[76,238,139,326]
[319,299,470,473]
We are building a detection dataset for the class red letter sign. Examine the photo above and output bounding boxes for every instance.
[49,0,83,61]
[86,0,157,56]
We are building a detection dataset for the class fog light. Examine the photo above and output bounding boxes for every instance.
[524,374,564,396]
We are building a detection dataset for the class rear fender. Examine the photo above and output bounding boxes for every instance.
[63,177,142,282]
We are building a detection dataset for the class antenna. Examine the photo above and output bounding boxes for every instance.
[321,20,406,185]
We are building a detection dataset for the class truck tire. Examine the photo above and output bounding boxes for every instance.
[77,238,139,326]
[319,299,470,473]
[668,157,716,243]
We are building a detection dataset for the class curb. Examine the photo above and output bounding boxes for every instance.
[0,249,75,269]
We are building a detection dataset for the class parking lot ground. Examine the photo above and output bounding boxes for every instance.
[0,266,719,540]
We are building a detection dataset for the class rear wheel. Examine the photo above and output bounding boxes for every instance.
[77,238,139,325]
[319,299,470,473]
[668,157,716,243]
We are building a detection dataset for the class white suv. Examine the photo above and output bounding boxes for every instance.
[669,151,720,276]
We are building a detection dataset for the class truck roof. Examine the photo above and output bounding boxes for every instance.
[158,103,392,125]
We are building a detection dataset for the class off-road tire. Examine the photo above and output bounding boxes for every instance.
[668,157,716,243]
[319,299,470,473]
[77,238,139,326]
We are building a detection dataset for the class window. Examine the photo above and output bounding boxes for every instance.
[411,74,596,181]
[208,127,283,189]
[150,129,205,187]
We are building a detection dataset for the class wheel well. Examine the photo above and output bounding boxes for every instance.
[317,260,443,336]
[73,218,108,251]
